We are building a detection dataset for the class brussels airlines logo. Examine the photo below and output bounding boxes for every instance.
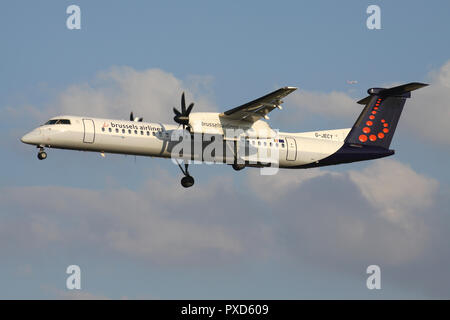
[109,121,161,132]
[358,97,390,143]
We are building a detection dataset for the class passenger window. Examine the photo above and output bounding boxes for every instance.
[146,131,150,136]
[152,132,156,136]
[281,143,285,148]
[134,130,138,134]
[102,127,105,132]
[116,128,119,133]
[109,128,112,132]
[264,142,267,146]
[128,129,131,134]
[122,129,125,134]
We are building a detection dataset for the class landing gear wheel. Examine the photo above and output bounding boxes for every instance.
[232,163,245,171]
[37,151,47,160]
[176,159,195,188]
[181,175,194,188]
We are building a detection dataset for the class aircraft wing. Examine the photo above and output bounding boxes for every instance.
[220,87,297,122]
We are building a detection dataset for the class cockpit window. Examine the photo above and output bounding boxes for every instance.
[44,119,71,125]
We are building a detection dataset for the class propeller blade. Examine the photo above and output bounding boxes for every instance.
[186,102,194,115]
[181,92,186,114]
[173,107,181,116]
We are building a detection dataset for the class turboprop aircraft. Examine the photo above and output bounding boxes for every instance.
[21,82,427,187]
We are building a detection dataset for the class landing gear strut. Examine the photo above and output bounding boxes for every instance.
[176,160,195,188]
[37,147,47,160]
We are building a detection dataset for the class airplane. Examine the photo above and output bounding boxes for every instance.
[21,82,428,188]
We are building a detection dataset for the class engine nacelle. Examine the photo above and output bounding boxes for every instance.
[188,112,277,139]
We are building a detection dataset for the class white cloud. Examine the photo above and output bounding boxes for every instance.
[1,158,448,296]
[1,158,439,267]
[0,169,270,265]
[289,89,357,119]
[349,159,438,226]
[246,159,440,265]
[402,60,450,145]
[5,66,218,125]
[246,167,335,202]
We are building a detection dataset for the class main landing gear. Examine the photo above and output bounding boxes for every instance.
[37,147,47,160]
[232,163,245,171]
[176,160,195,188]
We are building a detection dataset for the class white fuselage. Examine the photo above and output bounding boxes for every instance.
[21,115,351,168]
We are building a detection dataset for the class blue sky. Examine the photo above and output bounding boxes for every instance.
[1,1,450,299]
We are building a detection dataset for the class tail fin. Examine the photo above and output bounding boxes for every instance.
[345,82,428,149]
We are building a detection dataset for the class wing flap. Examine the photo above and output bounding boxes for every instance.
[221,87,297,122]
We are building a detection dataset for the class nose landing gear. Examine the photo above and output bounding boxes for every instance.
[37,147,47,160]
[176,160,195,188]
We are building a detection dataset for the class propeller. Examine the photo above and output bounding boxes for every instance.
[173,92,194,129]
[130,112,143,122]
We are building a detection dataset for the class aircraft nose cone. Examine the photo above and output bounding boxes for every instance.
[21,133,32,144]
[20,134,28,143]
[21,128,41,145]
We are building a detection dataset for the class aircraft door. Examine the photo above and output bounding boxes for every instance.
[82,119,95,143]
[285,137,297,161]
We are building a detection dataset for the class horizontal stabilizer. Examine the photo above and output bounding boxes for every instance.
[357,82,428,104]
